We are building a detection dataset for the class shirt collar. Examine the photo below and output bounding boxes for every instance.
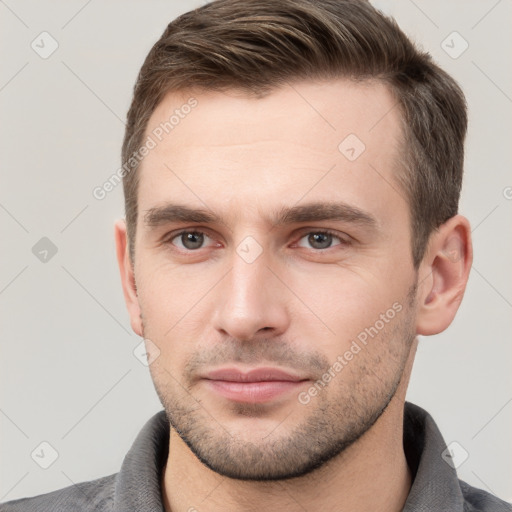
[402,401,465,511]
[112,402,464,511]
[113,409,169,512]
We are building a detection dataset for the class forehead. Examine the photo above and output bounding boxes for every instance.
[137,79,406,227]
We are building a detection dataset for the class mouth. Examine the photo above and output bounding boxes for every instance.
[201,367,310,404]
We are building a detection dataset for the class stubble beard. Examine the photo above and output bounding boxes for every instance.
[143,286,417,481]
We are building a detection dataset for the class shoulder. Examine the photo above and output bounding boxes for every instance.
[460,479,512,512]
[0,473,116,512]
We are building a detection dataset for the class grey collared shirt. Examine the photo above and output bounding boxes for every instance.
[1,402,510,511]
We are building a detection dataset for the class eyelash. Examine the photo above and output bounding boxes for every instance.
[164,229,350,252]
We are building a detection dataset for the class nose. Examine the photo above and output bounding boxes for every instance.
[212,246,290,342]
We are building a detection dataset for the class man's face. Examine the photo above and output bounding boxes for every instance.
[131,80,418,479]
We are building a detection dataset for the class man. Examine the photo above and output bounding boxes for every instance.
[2,0,510,510]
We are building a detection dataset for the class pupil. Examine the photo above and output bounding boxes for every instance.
[182,232,203,249]
[309,233,331,249]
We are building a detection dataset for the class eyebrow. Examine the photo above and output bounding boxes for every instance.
[143,201,377,230]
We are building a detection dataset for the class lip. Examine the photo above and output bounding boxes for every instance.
[201,367,309,403]
[204,367,306,382]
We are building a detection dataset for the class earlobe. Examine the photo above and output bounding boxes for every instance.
[415,215,473,336]
[114,219,143,337]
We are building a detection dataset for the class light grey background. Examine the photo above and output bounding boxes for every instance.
[1,0,511,503]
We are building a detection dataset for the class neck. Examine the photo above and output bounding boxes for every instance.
[161,395,412,512]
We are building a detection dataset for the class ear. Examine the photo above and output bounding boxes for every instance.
[415,214,473,336]
[114,219,143,337]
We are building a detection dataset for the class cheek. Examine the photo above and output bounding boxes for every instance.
[135,246,414,370]
[137,258,214,323]
[290,264,407,336]
[288,271,413,376]
[136,260,219,364]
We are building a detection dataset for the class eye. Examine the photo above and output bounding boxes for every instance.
[169,230,213,250]
[296,230,347,250]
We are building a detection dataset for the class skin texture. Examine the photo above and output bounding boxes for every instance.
[115,79,473,512]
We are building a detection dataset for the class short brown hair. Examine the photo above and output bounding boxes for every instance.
[122,0,467,267]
